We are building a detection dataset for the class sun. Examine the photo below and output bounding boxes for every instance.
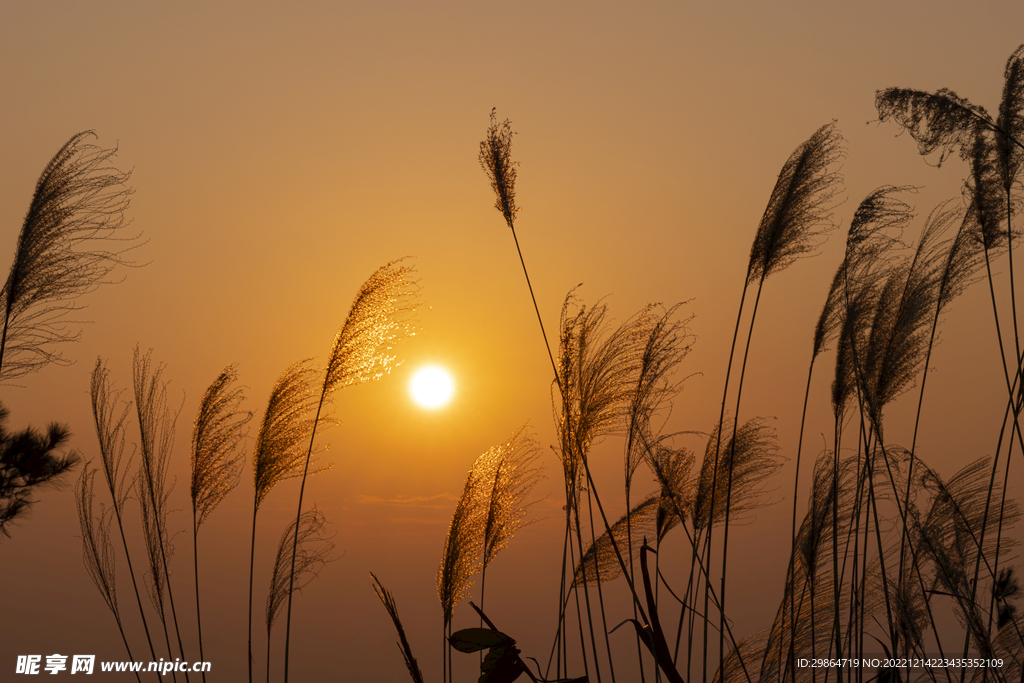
[411,367,453,407]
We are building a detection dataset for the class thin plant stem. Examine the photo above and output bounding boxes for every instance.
[282,390,327,683]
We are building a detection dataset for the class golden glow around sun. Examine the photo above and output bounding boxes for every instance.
[411,367,452,407]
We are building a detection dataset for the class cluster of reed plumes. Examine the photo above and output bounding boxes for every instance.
[394,45,1024,683]
[71,261,418,683]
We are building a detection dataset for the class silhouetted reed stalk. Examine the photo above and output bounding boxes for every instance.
[282,260,417,683]
[90,358,159,671]
[248,360,319,683]
[479,109,561,394]
[133,347,189,683]
[0,131,138,383]
[481,111,664,680]
[266,508,333,683]
[76,464,143,683]
[705,121,844,681]
[190,365,250,683]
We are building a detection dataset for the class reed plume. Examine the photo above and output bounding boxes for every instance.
[480,108,519,228]
[372,572,426,683]
[646,442,696,543]
[876,87,994,165]
[265,508,333,682]
[90,358,158,663]
[861,205,950,431]
[133,347,188,679]
[556,293,648,513]
[482,426,543,570]
[480,109,562,393]
[437,456,488,683]
[708,122,844,678]
[693,418,783,532]
[0,132,138,382]
[0,404,79,537]
[624,304,694,495]
[191,365,250,530]
[248,359,319,683]
[76,463,142,682]
[251,361,320,510]
[190,364,250,680]
[573,493,659,587]
[746,121,845,285]
[283,260,418,681]
[438,457,489,629]
[997,46,1024,190]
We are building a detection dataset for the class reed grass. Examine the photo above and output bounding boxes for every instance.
[190,364,250,682]
[281,260,418,682]
[0,132,138,383]
[248,359,319,683]
[265,507,333,683]
[133,347,189,683]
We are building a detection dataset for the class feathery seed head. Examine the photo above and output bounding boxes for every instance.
[997,45,1024,188]
[1,132,139,382]
[747,121,845,285]
[573,493,659,588]
[89,357,134,509]
[694,417,783,532]
[322,260,419,397]
[482,426,543,567]
[479,108,519,227]
[252,360,320,510]
[191,364,251,532]
[76,463,120,619]
[875,87,992,165]
[266,507,334,633]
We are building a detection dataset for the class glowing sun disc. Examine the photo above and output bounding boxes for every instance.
[412,368,452,407]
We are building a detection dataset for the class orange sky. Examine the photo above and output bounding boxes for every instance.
[2,2,1023,681]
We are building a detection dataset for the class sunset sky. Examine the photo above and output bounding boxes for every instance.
[2,2,1023,681]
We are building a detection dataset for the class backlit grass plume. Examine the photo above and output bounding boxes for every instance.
[372,572,426,683]
[438,449,490,683]
[266,507,333,682]
[876,88,993,165]
[573,493,659,587]
[0,132,138,382]
[248,359,319,683]
[282,260,418,682]
[438,459,488,629]
[133,347,189,677]
[693,418,782,532]
[190,364,251,681]
[251,360,320,510]
[191,365,250,530]
[482,426,543,570]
